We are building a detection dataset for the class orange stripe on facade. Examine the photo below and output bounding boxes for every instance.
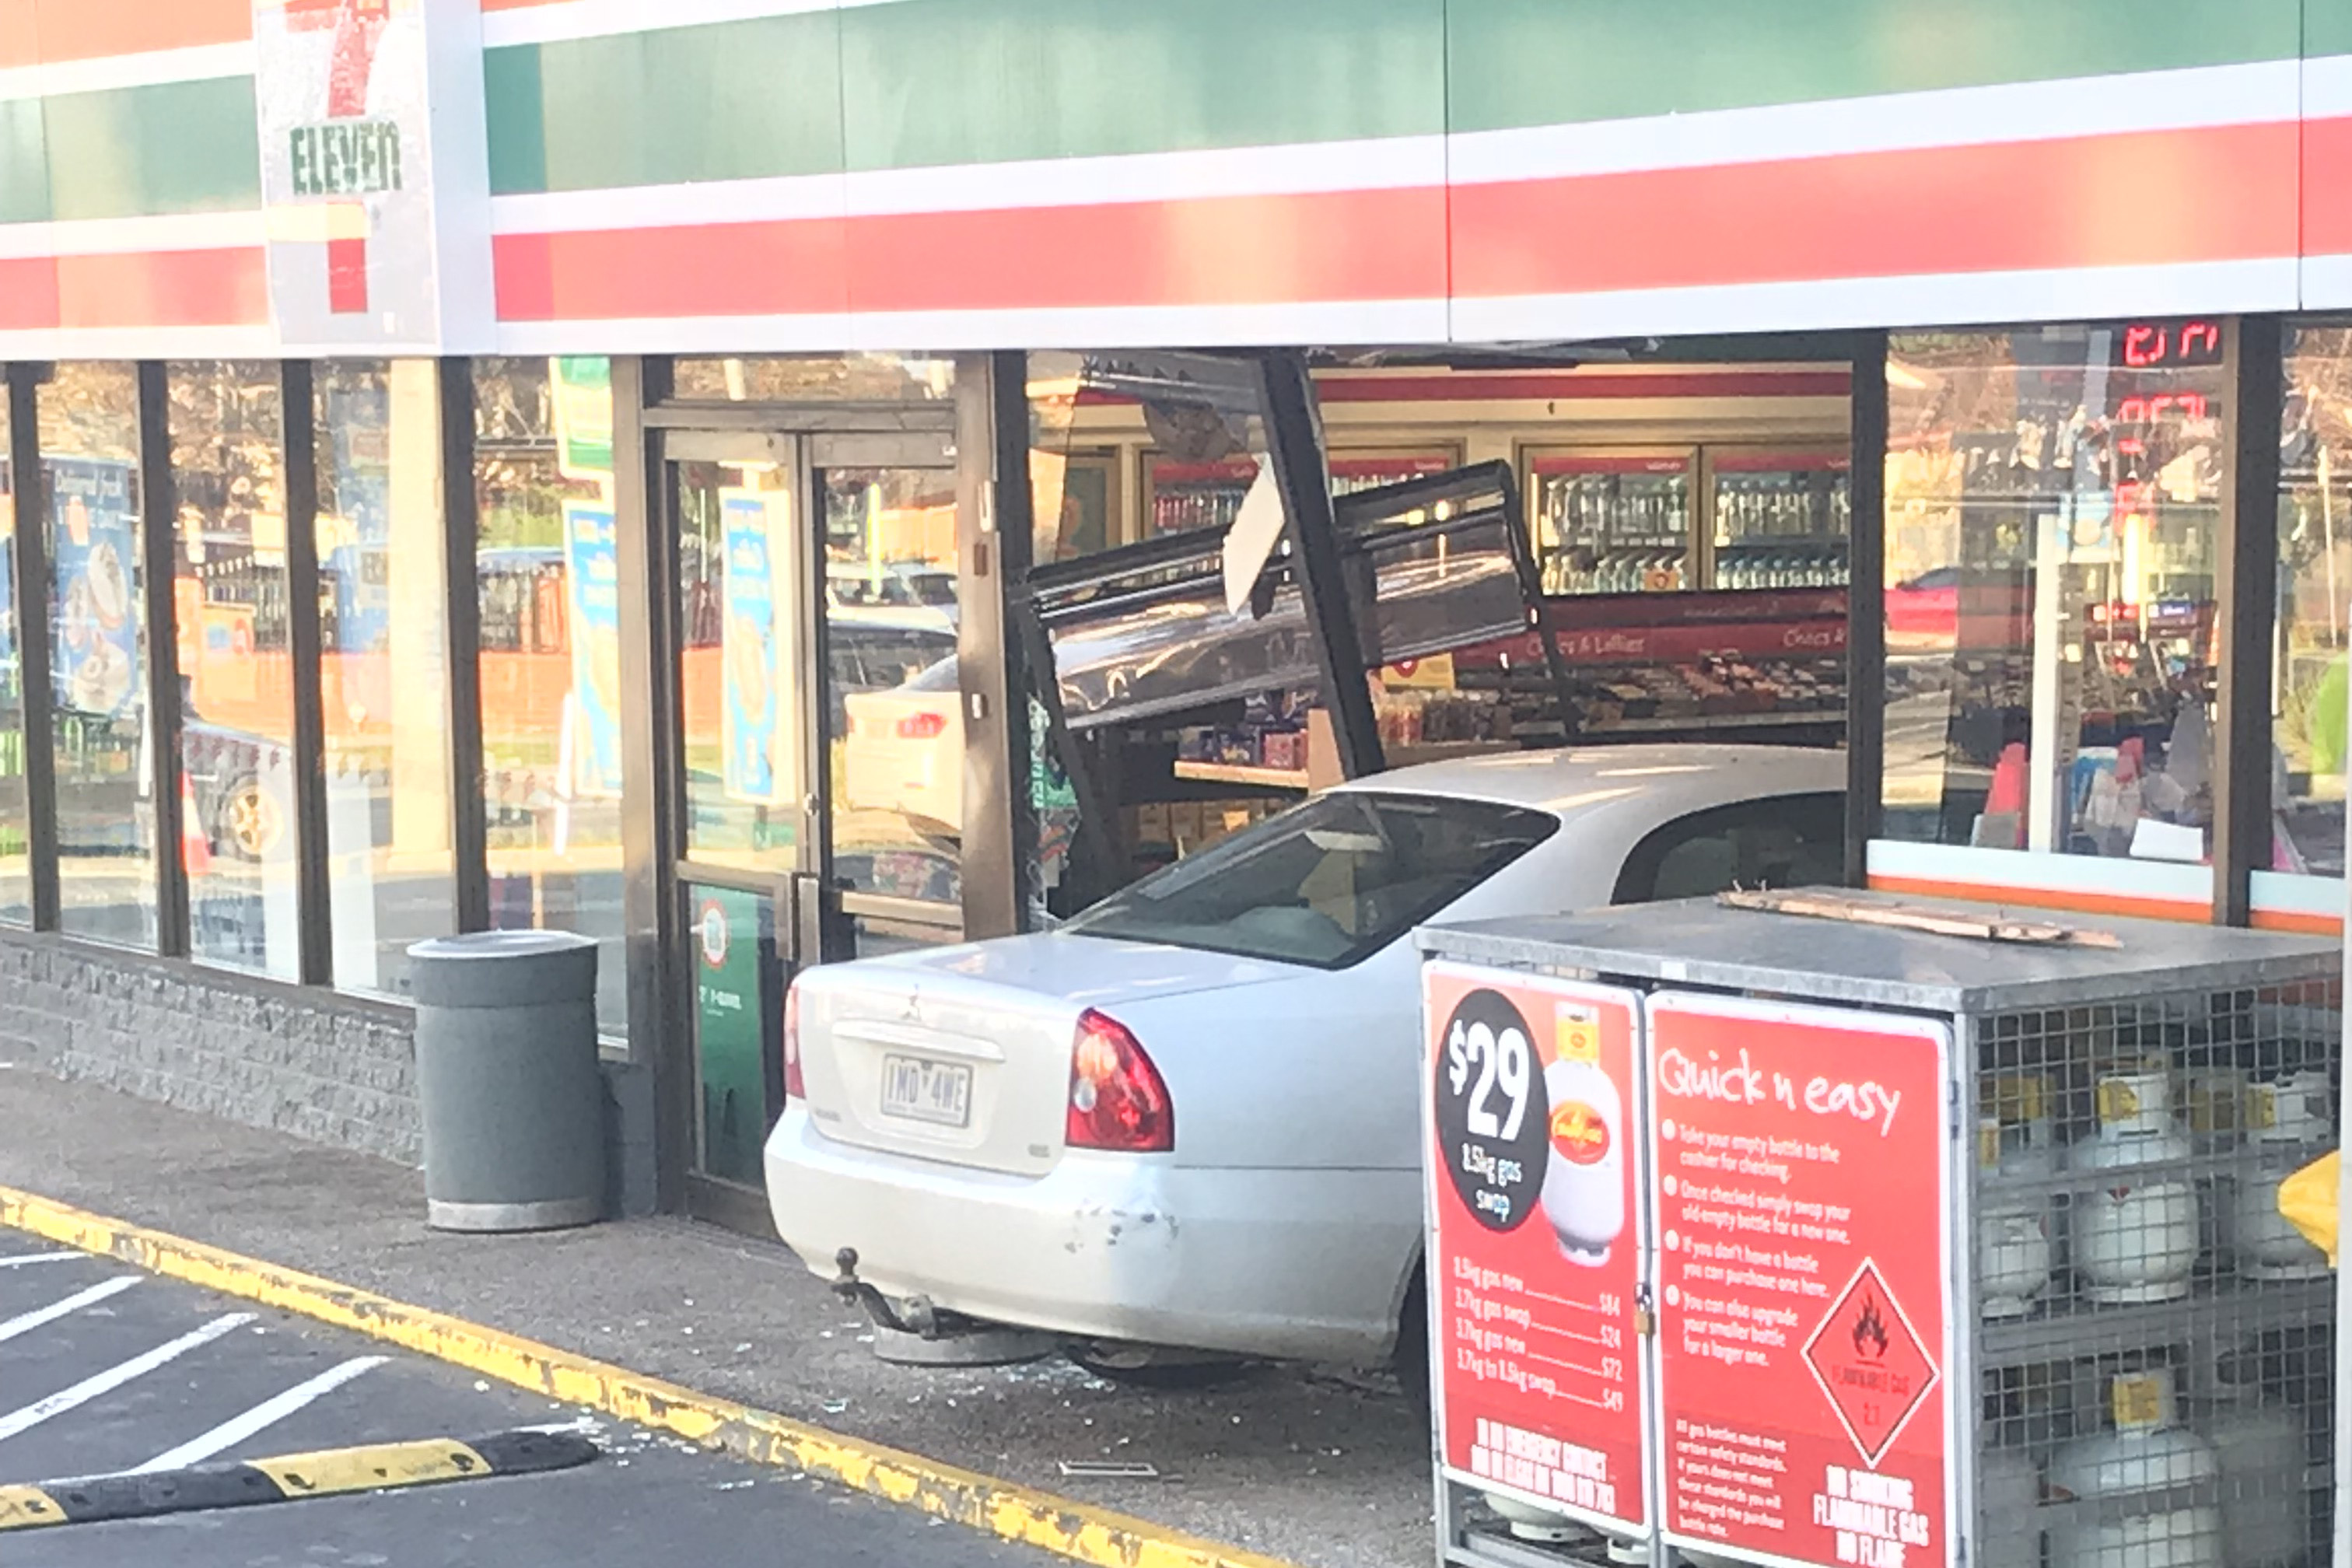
[0,248,270,332]
[0,0,251,69]
[1452,121,2302,298]
[1866,873,2212,926]
[2250,908,2345,936]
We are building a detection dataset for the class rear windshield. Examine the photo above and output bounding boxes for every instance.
[1065,791,1557,970]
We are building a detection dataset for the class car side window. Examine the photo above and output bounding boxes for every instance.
[1612,793,1845,905]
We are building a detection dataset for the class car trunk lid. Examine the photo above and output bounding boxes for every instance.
[793,935,1297,1177]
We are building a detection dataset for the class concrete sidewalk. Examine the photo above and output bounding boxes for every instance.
[0,1067,1429,1568]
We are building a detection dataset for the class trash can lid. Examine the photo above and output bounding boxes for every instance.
[408,930,597,962]
[406,930,598,1010]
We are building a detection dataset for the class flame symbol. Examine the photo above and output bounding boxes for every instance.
[1853,1292,1890,1360]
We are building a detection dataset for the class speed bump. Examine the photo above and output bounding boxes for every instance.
[0,1430,596,1532]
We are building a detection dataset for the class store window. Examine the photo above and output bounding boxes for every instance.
[42,364,155,948]
[474,357,627,1034]
[670,355,953,404]
[2273,325,2352,882]
[0,377,26,926]
[1881,322,2231,865]
[316,361,456,997]
[168,362,297,978]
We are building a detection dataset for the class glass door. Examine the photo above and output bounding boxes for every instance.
[811,434,963,962]
[664,430,812,1195]
[660,428,961,1202]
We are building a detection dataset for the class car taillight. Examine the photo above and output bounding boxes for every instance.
[1066,1010,1172,1153]
[896,712,947,740]
[782,981,805,1101]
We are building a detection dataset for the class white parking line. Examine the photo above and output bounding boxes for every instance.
[0,1313,256,1446]
[0,1252,84,1269]
[131,1355,389,1473]
[0,1276,140,1344]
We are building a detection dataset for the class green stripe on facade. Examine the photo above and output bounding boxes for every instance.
[2310,5,2352,60]
[1446,0,2302,133]
[483,11,845,196]
[0,99,48,226]
[836,0,1441,174]
[483,0,1441,196]
[0,77,258,225]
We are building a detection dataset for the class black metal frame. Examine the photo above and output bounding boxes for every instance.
[280,360,334,985]
[3,362,58,932]
[135,362,189,958]
[439,359,490,936]
[1255,349,1384,778]
[2214,315,2286,926]
[955,351,1033,942]
[1843,331,1890,887]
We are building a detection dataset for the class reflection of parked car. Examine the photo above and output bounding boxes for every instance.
[827,620,956,736]
[767,745,1843,1384]
[828,562,957,632]
[842,656,961,836]
[182,718,289,862]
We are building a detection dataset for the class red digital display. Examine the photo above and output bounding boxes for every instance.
[2115,393,2210,424]
[2118,320,2224,369]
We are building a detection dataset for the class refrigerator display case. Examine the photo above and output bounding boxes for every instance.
[1709,448,1853,590]
[1145,449,1461,537]
[1529,450,1694,596]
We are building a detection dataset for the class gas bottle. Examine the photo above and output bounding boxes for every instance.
[2230,1071,2335,1282]
[1976,1445,2043,1568]
[1539,1006,1626,1267]
[2046,1369,2222,1568]
[1977,1112,2055,1321]
[2200,1347,2308,1568]
[2067,1072,2202,1305]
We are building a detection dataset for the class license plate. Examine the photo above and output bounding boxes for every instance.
[881,1055,972,1129]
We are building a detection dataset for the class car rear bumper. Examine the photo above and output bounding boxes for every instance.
[764,1104,1415,1364]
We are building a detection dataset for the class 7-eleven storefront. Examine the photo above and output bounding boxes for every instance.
[1,2,2349,1224]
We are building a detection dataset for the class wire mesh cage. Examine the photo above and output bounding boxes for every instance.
[1419,894,2341,1568]
[1970,984,2338,1568]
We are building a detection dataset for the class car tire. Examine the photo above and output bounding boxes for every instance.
[1066,1346,1255,1391]
[1395,1264,1430,1425]
[214,775,282,863]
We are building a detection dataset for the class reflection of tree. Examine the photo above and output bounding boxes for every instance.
[167,362,288,652]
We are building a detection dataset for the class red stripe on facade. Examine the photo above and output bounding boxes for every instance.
[494,221,853,321]
[1452,121,2302,297]
[2304,115,2352,254]
[0,248,269,331]
[495,187,1448,321]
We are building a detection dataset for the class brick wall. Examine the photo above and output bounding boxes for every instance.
[0,930,424,1164]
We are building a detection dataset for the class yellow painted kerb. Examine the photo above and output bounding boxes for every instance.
[0,1484,64,1531]
[0,1184,1303,1568]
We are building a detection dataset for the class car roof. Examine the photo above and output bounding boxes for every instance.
[1331,743,1844,818]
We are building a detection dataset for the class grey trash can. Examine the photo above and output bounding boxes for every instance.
[408,931,604,1233]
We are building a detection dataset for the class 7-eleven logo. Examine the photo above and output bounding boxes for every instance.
[281,0,391,313]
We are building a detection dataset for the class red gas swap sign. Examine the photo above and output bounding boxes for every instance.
[1424,962,1650,1537]
[1647,993,1955,1568]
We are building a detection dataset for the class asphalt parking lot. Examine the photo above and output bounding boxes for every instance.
[0,1241,1052,1567]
